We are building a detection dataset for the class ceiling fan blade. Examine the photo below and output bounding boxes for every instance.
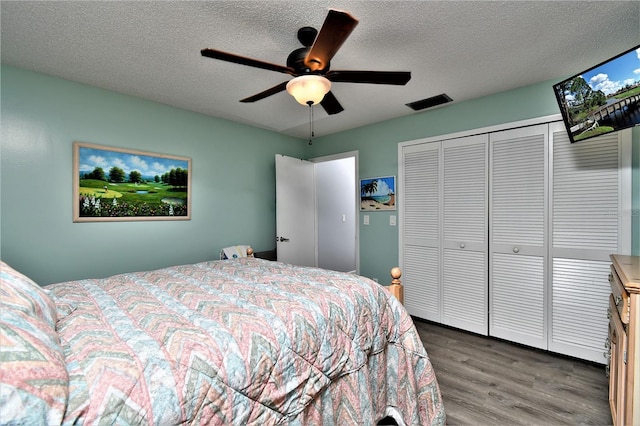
[201,48,295,75]
[326,70,411,85]
[320,91,344,115]
[304,9,359,72]
[239,81,289,103]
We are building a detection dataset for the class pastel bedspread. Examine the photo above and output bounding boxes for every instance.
[45,258,444,425]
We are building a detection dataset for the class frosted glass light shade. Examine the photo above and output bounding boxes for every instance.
[286,75,331,106]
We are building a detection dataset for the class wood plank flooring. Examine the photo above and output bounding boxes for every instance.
[413,319,612,425]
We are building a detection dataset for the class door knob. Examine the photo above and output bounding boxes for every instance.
[277,236,290,242]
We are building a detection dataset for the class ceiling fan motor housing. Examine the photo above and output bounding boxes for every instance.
[287,46,329,75]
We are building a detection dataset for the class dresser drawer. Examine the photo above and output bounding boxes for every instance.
[610,265,630,325]
[608,293,628,425]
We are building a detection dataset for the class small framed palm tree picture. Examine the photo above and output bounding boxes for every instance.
[360,175,396,211]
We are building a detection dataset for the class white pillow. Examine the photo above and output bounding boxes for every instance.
[221,245,250,260]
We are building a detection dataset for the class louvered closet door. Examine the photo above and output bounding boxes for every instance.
[441,135,488,335]
[489,124,548,349]
[549,121,626,363]
[400,142,441,321]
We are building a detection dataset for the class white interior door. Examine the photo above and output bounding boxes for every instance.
[275,154,316,266]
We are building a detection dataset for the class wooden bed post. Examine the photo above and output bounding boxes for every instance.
[246,247,254,258]
[388,267,404,305]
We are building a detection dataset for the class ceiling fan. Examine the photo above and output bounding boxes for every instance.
[200,9,411,115]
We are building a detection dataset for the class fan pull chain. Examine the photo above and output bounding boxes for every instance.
[307,101,314,145]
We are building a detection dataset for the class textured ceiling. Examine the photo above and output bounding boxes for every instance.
[2,1,639,139]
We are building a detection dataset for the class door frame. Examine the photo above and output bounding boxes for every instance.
[311,150,360,274]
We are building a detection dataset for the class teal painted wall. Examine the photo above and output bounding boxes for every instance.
[2,65,638,286]
[310,81,640,283]
[1,66,307,284]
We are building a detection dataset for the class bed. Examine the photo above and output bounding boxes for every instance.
[0,256,445,425]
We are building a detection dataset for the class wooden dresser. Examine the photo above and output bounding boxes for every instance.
[607,254,640,425]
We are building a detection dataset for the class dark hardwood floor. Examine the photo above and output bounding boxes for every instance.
[413,319,612,425]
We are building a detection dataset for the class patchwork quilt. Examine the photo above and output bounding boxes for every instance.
[1,258,445,425]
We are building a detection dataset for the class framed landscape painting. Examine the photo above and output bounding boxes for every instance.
[360,175,396,211]
[73,142,191,222]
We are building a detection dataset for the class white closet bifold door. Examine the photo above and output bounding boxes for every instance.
[489,124,548,349]
[549,122,629,363]
[399,117,631,363]
[401,142,441,322]
[441,135,488,335]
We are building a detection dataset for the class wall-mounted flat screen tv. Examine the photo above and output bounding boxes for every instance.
[553,44,640,143]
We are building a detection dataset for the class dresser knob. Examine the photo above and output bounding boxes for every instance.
[513,247,520,253]
[459,243,465,249]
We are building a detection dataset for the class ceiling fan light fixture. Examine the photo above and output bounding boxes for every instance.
[286,75,331,106]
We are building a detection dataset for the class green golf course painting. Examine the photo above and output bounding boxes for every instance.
[73,142,191,222]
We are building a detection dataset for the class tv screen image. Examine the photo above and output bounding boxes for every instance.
[553,44,640,143]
